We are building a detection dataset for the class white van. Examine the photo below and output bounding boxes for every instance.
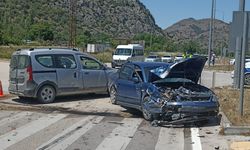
[111,44,144,68]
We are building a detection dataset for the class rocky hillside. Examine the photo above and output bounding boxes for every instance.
[0,0,163,42]
[164,18,229,50]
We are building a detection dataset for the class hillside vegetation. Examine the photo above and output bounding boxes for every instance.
[0,0,162,45]
[0,1,231,57]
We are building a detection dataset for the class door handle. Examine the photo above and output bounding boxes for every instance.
[74,72,77,78]
[84,72,89,75]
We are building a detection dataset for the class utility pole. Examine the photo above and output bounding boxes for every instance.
[239,0,248,116]
[69,0,77,48]
[208,0,215,67]
[239,0,245,11]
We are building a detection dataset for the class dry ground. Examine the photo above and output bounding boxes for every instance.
[214,86,250,126]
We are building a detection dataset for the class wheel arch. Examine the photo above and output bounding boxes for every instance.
[35,81,58,97]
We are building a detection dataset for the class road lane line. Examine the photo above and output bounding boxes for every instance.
[37,115,101,150]
[155,127,184,150]
[0,113,67,150]
[95,118,142,150]
[0,111,32,127]
[191,127,202,150]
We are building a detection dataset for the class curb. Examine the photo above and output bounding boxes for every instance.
[220,111,250,135]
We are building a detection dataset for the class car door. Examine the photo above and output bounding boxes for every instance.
[55,54,82,93]
[116,65,141,105]
[79,56,107,92]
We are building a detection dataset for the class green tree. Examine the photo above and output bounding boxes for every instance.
[180,40,201,54]
[29,23,54,41]
[133,33,169,52]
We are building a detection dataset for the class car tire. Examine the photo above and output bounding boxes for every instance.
[110,86,117,104]
[37,85,56,104]
[245,74,250,85]
[111,62,115,68]
[141,96,153,121]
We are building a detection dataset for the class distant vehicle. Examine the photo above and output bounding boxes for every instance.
[231,62,250,85]
[144,55,161,62]
[9,48,115,103]
[161,55,173,63]
[111,44,144,68]
[174,55,183,62]
[108,57,219,125]
[230,56,250,65]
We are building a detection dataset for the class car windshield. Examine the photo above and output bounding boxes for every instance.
[114,48,132,56]
[147,55,158,58]
[143,65,169,82]
[144,65,193,83]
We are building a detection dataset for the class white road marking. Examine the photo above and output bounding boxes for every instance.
[155,127,184,150]
[0,113,66,150]
[191,128,202,150]
[38,116,104,150]
[95,118,142,150]
[0,111,32,127]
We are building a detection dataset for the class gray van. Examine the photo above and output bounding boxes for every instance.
[9,48,114,103]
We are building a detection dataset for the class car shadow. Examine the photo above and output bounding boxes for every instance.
[10,93,110,105]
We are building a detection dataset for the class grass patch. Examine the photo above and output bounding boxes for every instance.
[214,86,250,126]
[91,51,113,63]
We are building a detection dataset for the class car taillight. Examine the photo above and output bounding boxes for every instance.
[26,66,33,81]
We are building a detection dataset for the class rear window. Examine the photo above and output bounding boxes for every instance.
[10,55,29,69]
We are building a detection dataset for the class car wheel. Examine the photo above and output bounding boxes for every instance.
[37,85,56,104]
[111,62,115,68]
[141,96,153,121]
[245,74,250,85]
[110,86,117,104]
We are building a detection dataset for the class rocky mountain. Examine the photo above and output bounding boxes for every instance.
[0,0,163,43]
[164,18,229,51]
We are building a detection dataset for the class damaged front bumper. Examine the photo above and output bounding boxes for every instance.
[145,97,219,126]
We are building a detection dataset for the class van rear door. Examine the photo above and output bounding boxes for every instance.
[9,55,30,93]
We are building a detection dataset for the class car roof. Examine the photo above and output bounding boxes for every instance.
[12,48,86,56]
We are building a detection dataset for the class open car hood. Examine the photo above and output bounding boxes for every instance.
[155,56,207,83]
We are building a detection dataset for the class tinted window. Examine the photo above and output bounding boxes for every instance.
[119,66,133,80]
[36,55,53,68]
[10,55,29,69]
[55,55,77,69]
[147,55,158,58]
[80,56,102,70]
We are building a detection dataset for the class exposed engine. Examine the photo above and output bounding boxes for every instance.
[159,85,212,102]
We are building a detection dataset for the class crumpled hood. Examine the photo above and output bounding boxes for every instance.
[154,56,207,83]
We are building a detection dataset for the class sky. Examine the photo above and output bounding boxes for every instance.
[140,0,250,29]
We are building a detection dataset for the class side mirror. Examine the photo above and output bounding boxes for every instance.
[132,76,140,83]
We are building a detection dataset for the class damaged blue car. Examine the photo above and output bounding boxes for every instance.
[109,56,219,125]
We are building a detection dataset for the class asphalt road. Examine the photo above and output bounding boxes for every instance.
[0,60,244,150]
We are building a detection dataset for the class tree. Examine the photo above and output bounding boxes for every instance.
[29,23,54,41]
[133,33,169,52]
[180,40,201,54]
